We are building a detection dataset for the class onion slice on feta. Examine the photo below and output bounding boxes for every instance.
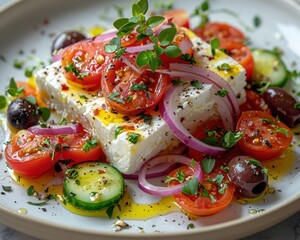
[123,162,177,180]
[27,123,82,135]
[138,154,202,196]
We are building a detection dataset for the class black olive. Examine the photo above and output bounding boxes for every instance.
[51,31,86,54]
[262,87,300,128]
[228,156,268,198]
[7,98,39,130]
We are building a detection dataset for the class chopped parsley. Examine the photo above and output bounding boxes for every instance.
[114,126,124,139]
[126,133,141,144]
[27,185,35,196]
[181,177,199,195]
[191,79,203,89]
[107,92,125,104]
[165,170,185,184]
[82,138,98,152]
[216,88,229,97]
[201,157,215,174]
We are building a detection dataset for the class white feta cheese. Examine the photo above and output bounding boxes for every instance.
[35,35,246,174]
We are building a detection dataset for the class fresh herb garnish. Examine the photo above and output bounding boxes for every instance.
[253,15,262,28]
[191,0,210,28]
[107,92,125,104]
[261,118,275,125]
[66,168,79,179]
[187,223,195,230]
[210,38,220,56]
[221,131,243,148]
[126,133,141,144]
[191,79,203,89]
[130,83,148,91]
[180,54,196,64]
[83,138,98,152]
[181,177,199,195]
[217,63,231,71]
[115,126,124,139]
[216,88,229,97]
[24,66,37,78]
[171,78,188,86]
[294,102,300,110]
[0,96,7,109]
[14,59,24,69]
[27,185,35,196]
[201,157,215,174]
[64,62,83,79]
[6,78,25,97]
[139,113,153,125]
[273,128,290,137]
[2,185,12,192]
[106,204,115,218]
[165,170,185,184]
[27,201,48,206]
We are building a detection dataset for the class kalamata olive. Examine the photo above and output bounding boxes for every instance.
[7,98,39,130]
[262,87,300,128]
[51,31,86,54]
[228,156,268,198]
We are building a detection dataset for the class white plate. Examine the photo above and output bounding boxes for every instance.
[0,0,300,240]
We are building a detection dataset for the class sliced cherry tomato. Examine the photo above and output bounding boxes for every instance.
[194,22,245,43]
[188,119,242,168]
[236,111,293,161]
[168,166,235,216]
[101,57,168,115]
[162,9,190,28]
[62,41,110,91]
[5,130,60,178]
[60,133,105,167]
[219,41,254,80]
[240,90,270,113]
[17,81,36,97]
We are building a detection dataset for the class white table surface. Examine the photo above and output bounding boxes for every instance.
[0,0,300,239]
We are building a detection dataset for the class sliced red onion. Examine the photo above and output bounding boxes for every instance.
[138,154,202,196]
[125,43,154,53]
[123,162,177,180]
[153,24,172,36]
[169,63,241,120]
[120,55,142,74]
[160,84,229,155]
[157,69,235,131]
[179,38,193,54]
[27,123,82,135]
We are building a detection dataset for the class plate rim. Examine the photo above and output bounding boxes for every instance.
[0,0,300,239]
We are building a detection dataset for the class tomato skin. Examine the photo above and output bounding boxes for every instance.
[101,57,168,115]
[62,41,110,91]
[5,130,59,178]
[60,133,105,167]
[240,90,270,113]
[17,81,36,97]
[219,41,254,80]
[236,111,293,161]
[194,22,245,43]
[162,9,190,28]
[169,166,235,216]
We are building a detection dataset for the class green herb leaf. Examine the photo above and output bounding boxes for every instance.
[66,168,79,179]
[165,45,182,58]
[27,185,35,196]
[83,138,98,152]
[106,204,115,218]
[137,0,148,14]
[165,170,185,184]
[171,78,187,86]
[113,18,129,29]
[210,38,220,56]
[136,50,152,66]
[130,83,148,91]
[126,133,141,144]
[115,126,124,139]
[187,223,195,230]
[216,88,229,97]
[221,131,243,148]
[212,174,224,186]
[261,118,275,125]
[181,177,199,195]
[218,182,228,194]
[148,56,162,72]
[153,44,165,56]
[107,92,125,104]
[201,157,215,174]
[2,185,12,192]
[147,16,165,29]
[253,15,262,28]
[191,79,203,89]
[180,54,196,64]
[0,96,7,109]
[25,66,36,78]
[27,201,48,206]
[39,107,51,121]
[25,96,36,105]
[14,59,24,69]
[294,102,300,109]
[158,27,177,46]
[217,63,231,71]
[274,128,290,137]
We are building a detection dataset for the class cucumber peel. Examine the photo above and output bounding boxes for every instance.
[251,48,288,87]
[63,161,124,210]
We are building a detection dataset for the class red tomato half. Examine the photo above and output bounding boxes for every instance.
[236,111,293,161]
[194,22,245,43]
[60,133,105,167]
[101,57,168,115]
[220,41,254,80]
[162,9,190,28]
[5,130,59,178]
[240,90,270,113]
[169,166,235,216]
[62,42,110,91]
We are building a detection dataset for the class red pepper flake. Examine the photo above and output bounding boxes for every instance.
[93,108,99,116]
[98,169,106,174]
[61,84,69,91]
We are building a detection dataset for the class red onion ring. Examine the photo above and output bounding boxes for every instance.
[179,38,193,54]
[138,154,202,196]
[160,84,229,155]
[125,43,154,53]
[169,63,241,120]
[27,123,82,135]
[120,55,142,74]
[123,162,177,180]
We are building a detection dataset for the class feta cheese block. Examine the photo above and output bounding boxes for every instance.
[35,33,246,174]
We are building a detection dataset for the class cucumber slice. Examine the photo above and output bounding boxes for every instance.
[63,161,124,210]
[251,48,288,87]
